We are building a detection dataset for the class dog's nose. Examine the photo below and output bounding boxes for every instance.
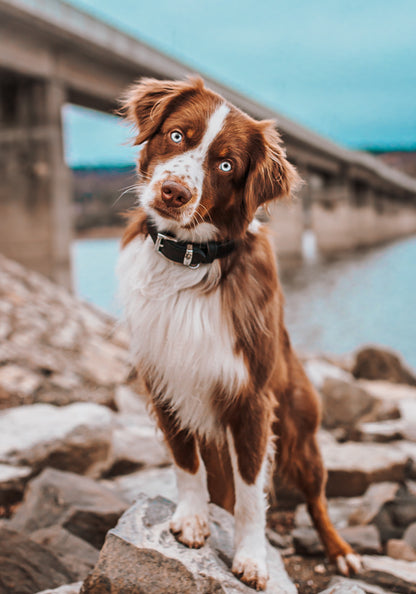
[161,180,192,207]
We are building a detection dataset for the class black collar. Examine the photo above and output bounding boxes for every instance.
[146,218,237,269]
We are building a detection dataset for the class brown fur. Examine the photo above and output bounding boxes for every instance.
[120,77,354,567]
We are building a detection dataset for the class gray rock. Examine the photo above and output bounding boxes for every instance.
[321,441,408,497]
[0,403,113,476]
[0,527,76,594]
[104,465,177,504]
[354,420,406,443]
[360,555,416,593]
[352,346,416,385]
[386,539,416,562]
[31,526,99,580]
[0,463,32,505]
[323,576,393,594]
[81,494,297,593]
[320,378,377,429]
[348,482,400,526]
[36,583,82,594]
[304,359,353,391]
[318,581,366,593]
[103,411,170,478]
[404,522,416,550]
[9,468,128,549]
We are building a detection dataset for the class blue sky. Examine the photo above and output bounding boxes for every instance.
[64,0,416,167]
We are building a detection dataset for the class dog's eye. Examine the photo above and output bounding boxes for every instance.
[170,131,183,144]
[219,160,232,172]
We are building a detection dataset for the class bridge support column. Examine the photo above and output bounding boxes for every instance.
[311,176,357,253]
[267,165,308,262]
[0,75,72,288]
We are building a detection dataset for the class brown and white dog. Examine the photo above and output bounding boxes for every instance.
[117,77,360,590]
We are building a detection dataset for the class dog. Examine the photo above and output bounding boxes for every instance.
[117,77,361,590]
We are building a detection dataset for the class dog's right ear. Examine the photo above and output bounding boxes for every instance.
[120,77,204,146]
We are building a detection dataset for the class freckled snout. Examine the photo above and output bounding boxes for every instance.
[161,180,192,208]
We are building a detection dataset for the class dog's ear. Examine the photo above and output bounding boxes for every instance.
[243,120,301,221]
[120,77,205,146]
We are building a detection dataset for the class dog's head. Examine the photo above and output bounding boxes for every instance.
[122,77,300,239]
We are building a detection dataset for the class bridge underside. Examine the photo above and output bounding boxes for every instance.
[0,0,415,287]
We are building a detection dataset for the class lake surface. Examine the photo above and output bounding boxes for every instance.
[71,234,416,370]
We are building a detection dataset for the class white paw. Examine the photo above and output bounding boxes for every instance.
[170,511,210,549]
[232,551,269,591]
[336,553,362,576]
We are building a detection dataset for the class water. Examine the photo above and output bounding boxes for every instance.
[72,235,416,370]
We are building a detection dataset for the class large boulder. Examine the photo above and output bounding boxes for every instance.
[9,468,128,550]
[352,346,416,386]
[81,494,297,594]
[0,403,114,476]
[0,527,76,594]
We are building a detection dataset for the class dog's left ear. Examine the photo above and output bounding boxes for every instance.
[244,120,301,221]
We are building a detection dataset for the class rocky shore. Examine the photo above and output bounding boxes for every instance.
[0,253,416,594]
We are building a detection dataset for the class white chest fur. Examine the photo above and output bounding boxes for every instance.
[117,236,248,440]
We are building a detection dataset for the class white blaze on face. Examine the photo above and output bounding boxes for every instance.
[140,102,230,226]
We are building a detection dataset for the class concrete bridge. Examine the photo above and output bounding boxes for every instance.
[1,0,416,287]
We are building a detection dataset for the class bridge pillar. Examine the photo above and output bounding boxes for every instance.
[311,175,357,253]
[0,75,72,287]
[267,166,308,262]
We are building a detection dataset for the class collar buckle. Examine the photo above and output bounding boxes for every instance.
[155,232,176,255]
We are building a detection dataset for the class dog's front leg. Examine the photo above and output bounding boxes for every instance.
[226,402,272,591]
[153,402,210,548]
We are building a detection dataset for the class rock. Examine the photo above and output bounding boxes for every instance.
[404,522,416,550]
[36,584,83,594]
[9,468,128,549]
[0,254,130,410]
[348,482,400,526]
[323,577,391,594]
[103,410,170,478]
[318,580,366,593]
[0,364,42,406]
[104,465,177,504]
[388,488,416,528]
[353,419,406,443]
[352,346,416,385]
[321,441,408,497]
[31,526,99,580]
[304,359,353,391]
[81,495,297,594]
[399,398,416,441]
[293,525,381,556]
[360,555,416,593]
[114,384,147,415]
[386,539,416,562]
[320,378,377,429]
[0,463,32,505]
[79,337,128,386]
[0,403,113,476]
[0,527,76,594]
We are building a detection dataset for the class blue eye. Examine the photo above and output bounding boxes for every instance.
[219,160,232,172]
[170,131,183,143]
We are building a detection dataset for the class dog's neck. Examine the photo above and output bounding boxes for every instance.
[146,217,238,269]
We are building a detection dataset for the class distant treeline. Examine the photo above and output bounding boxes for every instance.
[72,164,137,231]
